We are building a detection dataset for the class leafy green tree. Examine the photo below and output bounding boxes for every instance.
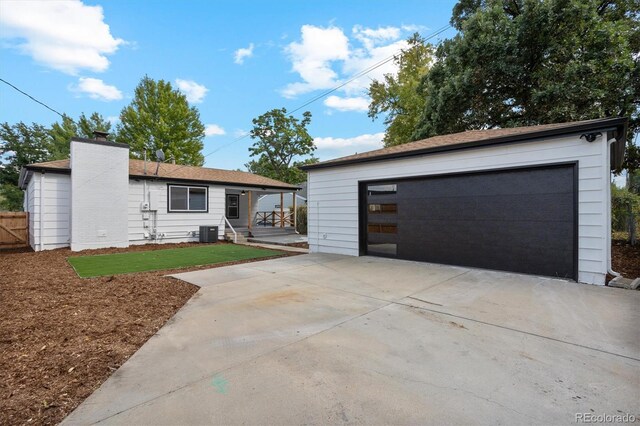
[116,76,205,165]
[368,33,433,147]
[414,0,639,171]
[48,113,115,160]
[245,108,317,184]
[0,122,50,211]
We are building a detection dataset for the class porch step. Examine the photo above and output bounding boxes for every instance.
[224,232,246,243]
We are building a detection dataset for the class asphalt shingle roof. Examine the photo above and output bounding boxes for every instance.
[25,158,298,190]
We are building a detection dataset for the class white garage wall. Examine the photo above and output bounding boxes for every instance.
[307,134,610,285]
[128,180,226,244]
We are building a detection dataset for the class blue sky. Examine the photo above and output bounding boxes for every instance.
[0,0,458,170]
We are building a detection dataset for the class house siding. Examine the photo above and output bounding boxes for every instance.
[128,180,225,244]
[307,134,610,285]
[25,172,71,251]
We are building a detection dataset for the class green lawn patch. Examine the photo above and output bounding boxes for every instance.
[68,244,281,278]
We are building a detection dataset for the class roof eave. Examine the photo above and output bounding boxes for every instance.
[20,164,298,191]
[302,117,630,171]
[129,173,300,191]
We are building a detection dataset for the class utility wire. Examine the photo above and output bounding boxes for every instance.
[165,24,452,177]
[0,77,68,119]
[1,24,453,178]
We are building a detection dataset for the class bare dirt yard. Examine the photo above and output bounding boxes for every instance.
[612,239,640,279]
[0,242,290,425]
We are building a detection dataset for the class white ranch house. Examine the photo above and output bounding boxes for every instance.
[19,134,300,251]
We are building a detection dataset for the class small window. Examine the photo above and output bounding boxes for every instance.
[367,184,397,195]
[168,185,208,212]
[226,194,239,219]
[368,203,397,214]
[367,223,397,234]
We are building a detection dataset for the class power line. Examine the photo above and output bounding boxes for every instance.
[0,78,68,119]
[289,24,452,115]
[165,24,452,177]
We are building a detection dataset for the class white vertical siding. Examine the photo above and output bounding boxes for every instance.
[307,134,610,285]
[128,180,225,244]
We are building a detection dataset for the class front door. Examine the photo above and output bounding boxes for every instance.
[226,194,239,219]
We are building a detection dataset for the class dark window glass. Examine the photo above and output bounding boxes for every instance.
[367,243,397,256]
[169,187,188,210]
[169,186,207,211]
[368,203,397,214]
[367,223,397,234]
[367,184,397,195]
[227,194,239,219]
[189,188,207,211]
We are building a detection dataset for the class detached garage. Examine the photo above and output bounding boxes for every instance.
[302,118,628,285]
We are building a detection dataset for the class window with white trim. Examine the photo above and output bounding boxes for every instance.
[168,185,208,212]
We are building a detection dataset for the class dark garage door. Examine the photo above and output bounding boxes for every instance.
[361,164,577,280]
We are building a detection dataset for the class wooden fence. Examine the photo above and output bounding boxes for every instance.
[0,212,29,250]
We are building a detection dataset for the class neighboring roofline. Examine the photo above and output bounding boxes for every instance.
[71,137,129,149]
[302,117,629,171]
[20,163,299,191]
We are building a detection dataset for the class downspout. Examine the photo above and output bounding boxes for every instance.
[606,137,621,278]
[39,172,45,251]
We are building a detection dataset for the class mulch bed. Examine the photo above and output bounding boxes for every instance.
[611,239,640,280]
[0,242,293,425]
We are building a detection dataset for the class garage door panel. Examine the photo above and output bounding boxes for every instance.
[399,193,574,222]
[364,164,576,279]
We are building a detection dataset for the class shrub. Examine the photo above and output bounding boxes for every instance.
[295,205,307,235]
[612,184,640,245]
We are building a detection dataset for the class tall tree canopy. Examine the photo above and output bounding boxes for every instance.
[414,0,639,171]
[49,112,114,160]
[0,122,50,210]
[368,33,434,147]
[117,76,205,166]
[245,108,317,184]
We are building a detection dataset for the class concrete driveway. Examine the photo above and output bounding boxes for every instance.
[63,254,640,425]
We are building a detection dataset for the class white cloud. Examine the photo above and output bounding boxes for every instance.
[314,132,384,150]
[107,115,119,125]
[282,25,350,98]
[323,95,370,112]
[234,43,254,64]
[175,79,208,103]
[205,124,226,137]
[70,77,123,101]
[0,0,123,75]
[282,24,412,106]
